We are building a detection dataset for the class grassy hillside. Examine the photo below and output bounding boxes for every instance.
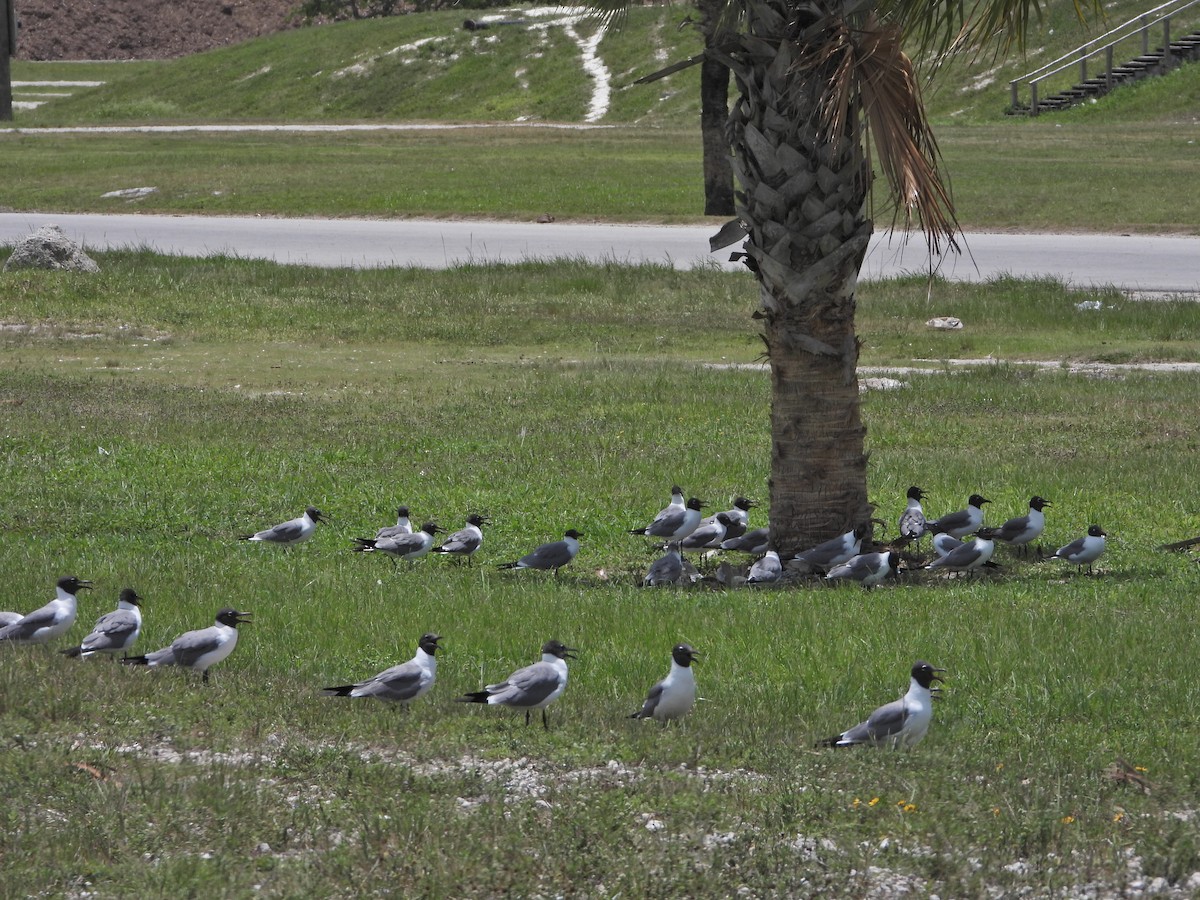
[12,1,1200,127]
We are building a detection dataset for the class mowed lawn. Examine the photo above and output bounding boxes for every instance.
[2,252,1200,896]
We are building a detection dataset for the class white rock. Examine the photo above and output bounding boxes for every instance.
[100,186,158,200]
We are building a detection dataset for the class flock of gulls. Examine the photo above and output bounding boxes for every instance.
[0,486,1110,744]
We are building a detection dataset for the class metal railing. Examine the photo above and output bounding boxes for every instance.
[1010,0,1200,113]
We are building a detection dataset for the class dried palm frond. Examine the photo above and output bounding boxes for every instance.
[795,12,960,256]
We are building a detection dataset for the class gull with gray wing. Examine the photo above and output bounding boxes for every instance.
[0,576,92,645]
[499,530,582,575]
[456,639,576,729]
[1049,525,1107,574]
[240,506,326,546]
[643,543,684,586]
[927,494,990,539]
[818,661,945,749]
[630,644,699,722]
[433,514,488,564]
[323,633,441,707]
[992,496,1050,555]
[788,525,867,575]
[353,522,442,564]
[122,608,251,683]
[61,587,143,659]
[825,551,899,588]
[925,528,998,575]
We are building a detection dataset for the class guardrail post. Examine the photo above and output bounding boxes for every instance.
[1030,82,1039,115]
[1164,17,1173,67]
[1142,15,1149,55]
[1080,53,1088,81]
[1106,46,1114,87]
[1010,80,1019,109]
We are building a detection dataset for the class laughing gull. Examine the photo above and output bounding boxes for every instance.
[826,551,900,588]
[122,608,252,683]
[925,528,998,574]
[788,525,868,575]
[927,494,990,539]
[240,506,326,545]
[747,549,783,584]
[0,576,92,645]
[353,522,442,564]
[456,639,577,729]
[681,512,732,550]
[373,506,414,541]
[433,514,488,564]
[630,491,706,544]
[323,633,441,707]
[630,644,699,722]
[498,530,583,575]
[703,497,756,541]
[643,543,684,586]
[818,661,945,749]
[898,487,927,543]
[61,588,143,659]
[1049,525,1107,574]
[721,526,770,554]
[992,496,1050,555]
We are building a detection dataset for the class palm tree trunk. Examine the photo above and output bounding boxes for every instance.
[720,0,874,554]
[698,0,735,216]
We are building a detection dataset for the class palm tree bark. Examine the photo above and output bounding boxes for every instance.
[697,0,735,215]
[721,0,873,553]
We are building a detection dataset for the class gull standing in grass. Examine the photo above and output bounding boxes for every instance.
[681,512,733,550]
[643,543,684,586]
[825,551,900,588]
[992,496,1051,556]
[818,661,945,749]
[788,525,867,575]
[456,639,577,729]
[927,494,990,539]
[353,522,442,565]
[932,531,964,559]
[0,576,92,645]
[498,530,582,576]
[629,485,706,542]
[630,644,699,723]
[122,608,251,683]
[433,514,488,564]
[240,506,326,546]
[323,633,441,708]
[898,486,928,544]
[747,549,783,584]
[702,497,756,542]
[61,587,143,659]
[925,528,999,575]
[1049,525,1107,574]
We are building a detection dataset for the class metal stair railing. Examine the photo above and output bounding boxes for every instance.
[1010,0,1200,114]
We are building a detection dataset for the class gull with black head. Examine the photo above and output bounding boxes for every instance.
[818,661,945,749]
[456,639,577,729]
[0,576,92,645]
[241,506,326,546]
[122,608,251,683]
[61,587,143,659]
[630,644,699,723]
[323,633,441,708]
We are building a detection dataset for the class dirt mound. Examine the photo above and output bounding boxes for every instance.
[14,0,302,61]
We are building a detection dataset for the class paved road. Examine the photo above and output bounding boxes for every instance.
[2,212,1197,291]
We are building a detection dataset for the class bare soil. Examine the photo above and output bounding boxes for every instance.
[13,0,301,61]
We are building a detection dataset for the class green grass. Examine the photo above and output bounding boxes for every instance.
[2,254,1200,895]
